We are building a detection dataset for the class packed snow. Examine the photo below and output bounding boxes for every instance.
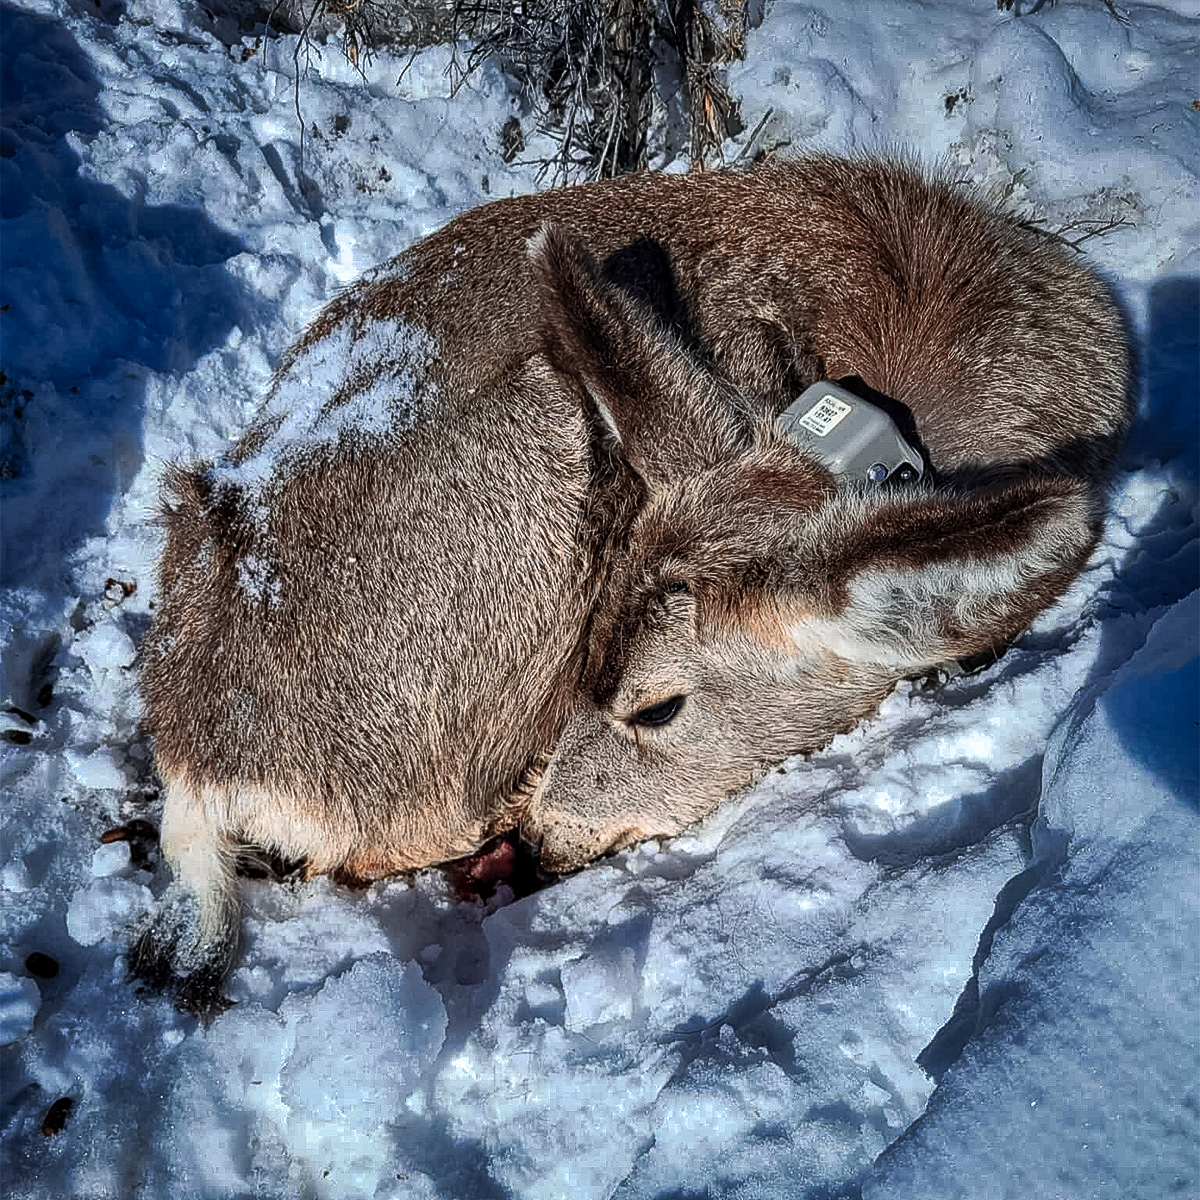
[1,0,1197,1197]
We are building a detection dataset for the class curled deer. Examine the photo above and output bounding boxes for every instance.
[134,156,1130,1014]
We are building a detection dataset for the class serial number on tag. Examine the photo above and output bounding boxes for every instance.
[797,394,852,437]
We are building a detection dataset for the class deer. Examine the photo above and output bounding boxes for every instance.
[132,155,1130,1016]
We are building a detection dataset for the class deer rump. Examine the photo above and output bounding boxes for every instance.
[134,156,1130,1016]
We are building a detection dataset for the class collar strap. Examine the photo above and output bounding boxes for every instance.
[776,381,925,487]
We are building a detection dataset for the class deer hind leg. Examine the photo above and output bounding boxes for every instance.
[130,777,241,1018]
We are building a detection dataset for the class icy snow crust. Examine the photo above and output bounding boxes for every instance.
[1,0,1197,1197]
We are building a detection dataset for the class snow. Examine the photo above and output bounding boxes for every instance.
[63,745,128,791]
[65,876,153,947]
[1,0,1197,1197]
[89,840,132,878]
[866,590,1200,1200]
[0,974,41,1045]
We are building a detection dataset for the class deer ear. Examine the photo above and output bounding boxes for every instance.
[529,223,748,489]
[786,476,1102,668]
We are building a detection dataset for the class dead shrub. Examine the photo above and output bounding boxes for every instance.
[258,0,750,182]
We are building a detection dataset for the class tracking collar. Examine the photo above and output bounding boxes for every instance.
[777,381,924,487]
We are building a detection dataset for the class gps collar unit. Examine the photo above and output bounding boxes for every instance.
[776,381,925,487]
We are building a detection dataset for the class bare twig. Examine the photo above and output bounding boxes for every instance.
[292,0,328,170]
[1020,214,1136,252]
[730,106,774,168]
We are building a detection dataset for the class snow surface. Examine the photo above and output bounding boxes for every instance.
[1,0,1197,1197]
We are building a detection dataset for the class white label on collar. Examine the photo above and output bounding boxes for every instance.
[796,393,852,437]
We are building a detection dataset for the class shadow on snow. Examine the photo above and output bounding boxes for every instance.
[0,1,246,588]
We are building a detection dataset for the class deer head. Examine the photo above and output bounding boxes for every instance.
[519,223,1100,871]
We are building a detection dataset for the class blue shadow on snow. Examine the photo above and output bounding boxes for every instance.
[0,2,245,587]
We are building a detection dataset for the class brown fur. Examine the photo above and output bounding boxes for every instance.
[133,156,1129,1012]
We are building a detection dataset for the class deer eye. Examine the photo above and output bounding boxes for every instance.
[630,695,685,728]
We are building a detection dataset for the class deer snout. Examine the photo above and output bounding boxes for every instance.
[517,706,664,873]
